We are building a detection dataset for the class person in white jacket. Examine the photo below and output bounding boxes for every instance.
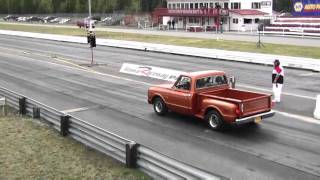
[272,59,284,103]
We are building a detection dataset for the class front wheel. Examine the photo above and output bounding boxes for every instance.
[153,97,168,116]
[205,110,225,130]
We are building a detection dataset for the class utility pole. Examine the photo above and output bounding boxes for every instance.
[87,0,96,67]
[88,0,92,19]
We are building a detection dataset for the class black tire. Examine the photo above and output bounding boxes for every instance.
[153,97,168,116]
[205,110,225,130]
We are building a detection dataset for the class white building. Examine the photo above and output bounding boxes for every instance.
[153,0,273,31]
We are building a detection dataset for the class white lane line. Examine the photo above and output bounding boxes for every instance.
[0,49,153,86]
[62,106,99,113]
[237,83,316,100]
[274,110,320,125]
[299,73,319,77]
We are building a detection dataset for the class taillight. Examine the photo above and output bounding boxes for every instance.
[235,108,241,116]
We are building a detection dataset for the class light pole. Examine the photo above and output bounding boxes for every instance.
[87,0,96,66]
[88,0,92,19]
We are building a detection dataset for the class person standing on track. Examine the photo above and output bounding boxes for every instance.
[272,59,284,103]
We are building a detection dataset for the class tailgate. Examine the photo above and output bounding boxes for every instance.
[241,95,271,117]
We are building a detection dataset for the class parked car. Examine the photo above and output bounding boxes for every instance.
[91,16,101,21]
[58,18,70,24]
[49,17,61,23]
[76,18,95,28]
[17,17,28,22]
[148,70,275,130]
[26,16,44,23]
[3,15,18,21]
[43,16,57,23]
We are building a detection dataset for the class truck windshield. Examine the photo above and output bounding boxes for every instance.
[175,76,191,90]
[196,75,227,89]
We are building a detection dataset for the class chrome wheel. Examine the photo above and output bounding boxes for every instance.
[209,114,219,128]
[205,110,225,130]
[153,97,168,116]
[155,101,163,113]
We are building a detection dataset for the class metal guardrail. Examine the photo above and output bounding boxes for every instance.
[137,146,222,180]
[0,86,224,180]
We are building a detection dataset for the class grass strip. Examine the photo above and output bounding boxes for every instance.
[0,23,319,59]
[0,110,149,179]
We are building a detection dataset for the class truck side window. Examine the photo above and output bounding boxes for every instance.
[175,76,191,90]
[196,75,227,89]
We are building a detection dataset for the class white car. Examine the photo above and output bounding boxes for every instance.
[58,18,70,24]
[17,17,27,22]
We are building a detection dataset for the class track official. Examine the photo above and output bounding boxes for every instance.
[272,59,284,103]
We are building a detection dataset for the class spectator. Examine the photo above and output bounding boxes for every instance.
[172,19,176,30]
[272,59,284,103]
[167,20,171,30]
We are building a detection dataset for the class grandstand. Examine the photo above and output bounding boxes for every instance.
[265,16,320,34]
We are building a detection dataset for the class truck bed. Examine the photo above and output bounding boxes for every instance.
[200,89,272,117]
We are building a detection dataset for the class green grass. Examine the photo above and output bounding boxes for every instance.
[0,23,320,59]
[0,109,149,179]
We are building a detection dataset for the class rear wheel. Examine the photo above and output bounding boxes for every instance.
[205,110,225,130]
[153,97,168,116]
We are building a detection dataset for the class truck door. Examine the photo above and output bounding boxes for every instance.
[166,76,193,115]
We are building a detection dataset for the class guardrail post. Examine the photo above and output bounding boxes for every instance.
[19,97,26,115]
[126,143,138,168]
[32,107,40,119]
[60,115,70,136]
[0,97,6,116]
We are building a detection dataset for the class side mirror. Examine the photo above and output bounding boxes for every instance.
[229,76,236,89]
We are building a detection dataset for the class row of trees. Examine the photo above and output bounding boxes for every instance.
[0,0,291,14]
[0,0,167,14]
[273,0,292,12]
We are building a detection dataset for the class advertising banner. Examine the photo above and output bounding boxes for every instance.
[292,0,320,16]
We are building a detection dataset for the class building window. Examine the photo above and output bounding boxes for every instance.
[185,3,189,9]
[200,3,204,8]
[224,2,229,9]
[233,18,238,24]
[255,18,260,23]
[231,2,241,9]
[244,18,253,24]
[195,3,199,9]
[172,3,176,9]
[205,3,208,8]
[177,3,180,9]
[189,18,200,23]
[181,3,185,9]
[261,1,271,6]
[252,2,261,9]
[209,3,214,8]
[168,3,172,9]
[190,3,194,9]
[195,18,200,23]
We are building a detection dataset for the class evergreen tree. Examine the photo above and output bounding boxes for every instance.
[0,0,169,14]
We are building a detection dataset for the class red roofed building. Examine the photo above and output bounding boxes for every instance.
[153,0,273,32]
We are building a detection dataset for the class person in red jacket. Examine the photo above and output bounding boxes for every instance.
[272,59,284,103]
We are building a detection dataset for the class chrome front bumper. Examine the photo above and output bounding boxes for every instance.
[234,110,275,125]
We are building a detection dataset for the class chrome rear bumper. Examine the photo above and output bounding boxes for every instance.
[234,110,275,125]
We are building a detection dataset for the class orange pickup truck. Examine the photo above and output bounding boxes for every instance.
[148,70,275,130]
